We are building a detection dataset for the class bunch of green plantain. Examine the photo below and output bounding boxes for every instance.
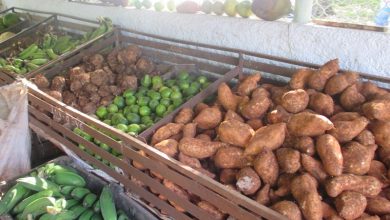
[0,17,113,75]
[0,162,129,220]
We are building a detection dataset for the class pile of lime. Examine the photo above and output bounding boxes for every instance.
[95,71,210,135]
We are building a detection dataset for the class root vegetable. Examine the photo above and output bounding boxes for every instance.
[151,123,184,145]
[316,134,343,176]
[197,201,225,220]
[274,173,295,197]
[194,103,209,115]
[245,119,263,130]
[218,83,239,111]
[196,134,211,141]
[132,150,147,170]
[328,116,369,143]
[174,108,194,124]
[331,112,361,121]
[253,150,279,185]
[325,174,382,197]
[366,196,390,215]
[309,92,334,116]
[136,57,155,74]
[272,200,302,220]
[267,105,291,124]
[46,90,62,101]
[179,137,225,159]
[214,146,252,169]
[239,91,271,120]
[340,84,365,111]
[237,73,261,96]
[322,202,339,219]
[193,107,222,129]
[324,72,359,96]
[276,148,301,174]
[154,139,178,157]
[62,91,76,105]
[182,123,197,138]
[362,99,390,121]
[245,123,286,156]
[368,160,388,186]
[342,142,376,175]
[117,45,141,64]
[356,213,380,220]
[369,121,390,149]
[163,179,190,212]
[51,76,66,91]
[219,169,237,184]
[236,167,261,195]
[90,69,110,86]
[178,152,201,169]
[224,110,244,122]
[301,154,328,182]
[334,191,367,220]
[289,68,314,90]
[217,119,254,147]
[361,81,389,100]
[287,112,333,137]
[256,184,270,205]
[356,129,376,145]
[292,136,315,156]
[280,89,309,113]
[308,59,339,91]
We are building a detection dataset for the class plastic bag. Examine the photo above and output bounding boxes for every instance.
[0,81,30,181]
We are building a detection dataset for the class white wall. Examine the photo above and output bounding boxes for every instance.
[4,0,390,78]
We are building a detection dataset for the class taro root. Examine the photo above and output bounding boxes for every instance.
[117,45,141,64]
[136,57,155,74]
[90,69,110,86]
[33,74,50,89]
[88,54,104,69]
[50,76,66,91]
[46,90,62,101]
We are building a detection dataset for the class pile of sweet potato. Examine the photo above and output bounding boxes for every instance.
[139,59,390,220]
[31,45,159,114]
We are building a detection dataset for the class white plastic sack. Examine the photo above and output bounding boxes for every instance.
[0,81,30,181]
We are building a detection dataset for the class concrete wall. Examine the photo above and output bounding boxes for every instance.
[3,0,390,78]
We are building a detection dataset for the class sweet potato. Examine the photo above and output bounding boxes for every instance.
[163,179,190,212]
[272,200,302,220]
[362,99,390,121]
[236,167,261,195]
[366,196,390,215]
[178,152,201,169]
[322,202,339,220]
[174,108,194,124]
[292,136,316,156]
[196,134,211,141]
[214,146,252,169]
[255,184,270,205]
[269,86,290,105]
[369,121,390,149]
[355,213,380,220]
[154,139,178,157]
[253,150,279,186]
[276,148,301,174]
[239,91,271,120]
[151,123,184,145]
[291,173,323,220]
[289,68,314,90]
[219,169,237,184]
[280,89,309,113]
[316,134,343,176]
[342,142,376,175]
[245,119,263,130]
[340,84,365,111]
[245,123,286,156]
[193,106,222,129]
[197,201,225,220]
[224,109,244,122]
[331,112,361,121]
[308,59,339,91]
[218,83,239,111]
[361,81,388,100]
[309,92,334,116]
[325,174,382,197]
[274,173,295,197]
[356,129,376,145]
[267,105,291,124]
[324,72,359,96]
[217,119,254,147]
[368,160,388,186]
[287,112,334,137]
[328,116,369,143]
[334,191,367,220]
[132,150,147,171]
[194,102,209,115]
[179,137,225,159]
[301,154,328,182]
[237,73,261,96]
[182,123,197,138]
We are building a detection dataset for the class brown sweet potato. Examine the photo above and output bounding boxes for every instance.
[132,150,147,171]
[280,89,309,113]
[174,108,194,124]
[193,106,222,129]
[163,179,190,212]
[325,174,382,197]
[182,123,197,138]
[301,154,328,182]
[154,139,178,157]
[218,83,239,111]
[272,200,302,220]
[289,68,314,90]
[236,167,261,195]
[197,201,225,220]
[214,146,252,169]
[328,116,369,143]
[245,119,263,130]
[267,105,291,124]
[324,72,359,96]
[237,73,261,96]
[196,134,211,141]
[379,147,390,167]
[292,136,316,156]
[178,152,201,169]
[308,59,339,91]
[362,99,390,121]
[179,137,224,159]
[342,142,376,175]
[194,102,209,115]
[269,86,290,105]
[331,112,361,121]
[253,150,279,186]
[361,81,389,100]
[334,191,367,220]
[356,129,376,145]
[219,169,237,184]
[355,213,380,220]
[287,112,334,137]
[366,196,390,215]
[369,121,390,149]
[151,123,184,145]
[309,92,334,116]
[239,91,271,120]
[340,84,366,111]
[217,119,254,147]
[316,134,343,176]
[276,148,301,174]
[368,160,388,186]
[256,184,271,205]
[322,202,339,220]
[274,173,295,197]
[245,123,286,156]
[224,109,244,122]
[291,173,323,220]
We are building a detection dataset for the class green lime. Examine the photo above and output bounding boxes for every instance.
[116,124,128,132]
[141,74,152,88]
[137,96,150,106]
[160,88,172,99]
[126,113,141,124]
[179,81,190,90]
[178,70,189,81]
[160,98,171,106]
[125,96,137,106]
[113,96,125,109]
[152,76,163,90]
[184,86,199,96]
[111,113,129,125]
[137,87,148,95]
[171,85,180,92]
[191,82,201,90]
[166,105,175,115]
[197,75,208,84]
[123,106,132,115]
[155,104,167,117]
[123,89,136,98]
[128,124,142,134]
[73,127,83,136]
[172,98,183,107]
[139,106,151,116]
[159,86,169,92]
[99,143,110,152]
[149,99,159,110]
[141,115,153,124]
[130,105,140,113]
[96,106,108,119]
[165,79,176,87]
[103,119,111,125]
[107,104,119,113]
[170,91,183,100]
[105,113,114,120]
[148,90,161,100]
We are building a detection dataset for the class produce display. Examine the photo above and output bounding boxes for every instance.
[122,59,390,219]
[0,12,21,31]
[0,162,129,220]
[0,17,112,75]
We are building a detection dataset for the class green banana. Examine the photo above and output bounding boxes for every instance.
[30,52,48,59]
[3,65,21,73]
[53,36,72,54]
[26,62,40,70]
[69,205,87,218]
[19,44,38,59]
[71,187,90,200]
[79,209,94,220]
[46,48,58,60]
[0,184,29,215]
[91,213,103,220]
[83,193,97,208]
[55,198,67,209]
[60,186,76,196]
[42,34,52,49]
[17,177,60,193]
[30,58,49,65]
[39,213,55,220]
[53,172,86,187]
[93,200,100,213]
[45,164,76,175]
[12,58,23,68]
[64,199,79,209]
[20,196,56,219]
[49,35,58,48]
[100,186,117,220]
[54,210,77,220]
[12,190,54,214]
